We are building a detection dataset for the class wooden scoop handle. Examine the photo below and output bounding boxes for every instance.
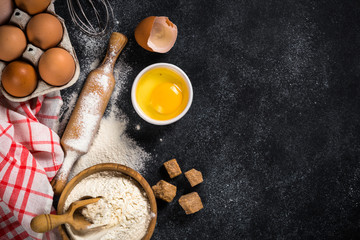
[30,198,101,233]
[31,214,68,233]
[51,150,79,196]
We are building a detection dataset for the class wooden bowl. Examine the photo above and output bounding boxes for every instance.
[57,163,157,240]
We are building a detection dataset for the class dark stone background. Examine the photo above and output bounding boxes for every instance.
[54,0,360,239]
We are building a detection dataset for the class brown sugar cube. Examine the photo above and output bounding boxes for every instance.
[185,169,203,187]
[163,158,182,178]
[178,192,203,215]
[152,180,177,202]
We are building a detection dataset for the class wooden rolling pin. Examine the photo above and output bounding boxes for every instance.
[51,32,128,195]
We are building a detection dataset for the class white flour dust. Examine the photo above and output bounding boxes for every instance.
[69,113,150,179]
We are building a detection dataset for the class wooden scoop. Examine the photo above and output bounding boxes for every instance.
[30,197,102,233]
[51,32,128,195]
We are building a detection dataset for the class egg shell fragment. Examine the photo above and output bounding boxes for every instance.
[0,25,27,61]
[1,61,38,97]
[14,0,51,15]
[135,16,178,53]
[135,16,156,52]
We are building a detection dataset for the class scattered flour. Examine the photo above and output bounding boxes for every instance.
[64,171,151,240]
[108,57,132,113]
[69,113,150,179]
[90,59,100,70]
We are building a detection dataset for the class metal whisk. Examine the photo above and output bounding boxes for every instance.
[66,0,113,36]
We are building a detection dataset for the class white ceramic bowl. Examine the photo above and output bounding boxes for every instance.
[131,63,193,125]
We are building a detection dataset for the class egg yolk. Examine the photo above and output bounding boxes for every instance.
[135,67,189,121]
[150,82,183,114]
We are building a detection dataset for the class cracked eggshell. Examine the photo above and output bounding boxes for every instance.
[135,16,178,53]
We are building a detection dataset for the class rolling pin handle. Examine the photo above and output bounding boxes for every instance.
[51,179,67,196]
[51,150,81,195]
[101,32,128,70]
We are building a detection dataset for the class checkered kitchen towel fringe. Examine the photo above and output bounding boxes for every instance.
[0,91,64,240]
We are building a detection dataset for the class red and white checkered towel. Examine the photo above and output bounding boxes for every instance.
[0,91,64,240]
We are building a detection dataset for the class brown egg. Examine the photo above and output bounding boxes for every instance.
[14,0,51,15]
[38,48,75,86]
[1,61,38,97]
[135,16,178,53]
[26,13,63,50]
[0,25,27,62]
[0,0,14,25]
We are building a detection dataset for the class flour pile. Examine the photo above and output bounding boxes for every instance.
[68,113,150,179]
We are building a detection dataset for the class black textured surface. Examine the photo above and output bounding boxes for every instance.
[54,0,360,239]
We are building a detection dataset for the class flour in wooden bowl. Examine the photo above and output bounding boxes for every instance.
[64,171,151,240]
